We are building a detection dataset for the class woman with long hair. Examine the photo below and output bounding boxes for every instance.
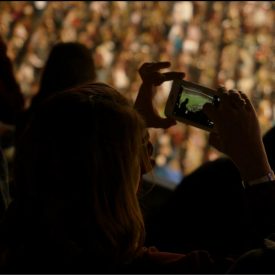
[1,62,275,273]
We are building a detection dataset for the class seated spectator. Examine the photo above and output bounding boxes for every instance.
[0,62,274,273]
[17,42,96,137]
[0,36,23,216]
[0,36,24,127]
[31,42,96,108]
[145,157,244,256]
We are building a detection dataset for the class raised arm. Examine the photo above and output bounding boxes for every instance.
[203,88,275,247]
[203,88,272,182]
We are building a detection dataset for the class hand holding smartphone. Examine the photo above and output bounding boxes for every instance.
[165,79,220,131]
[135,62,184,129]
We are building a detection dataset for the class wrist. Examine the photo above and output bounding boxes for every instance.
[238,161,272,182]
[232,142,271,182]
[237,153,272,183]
[243,171,275,187]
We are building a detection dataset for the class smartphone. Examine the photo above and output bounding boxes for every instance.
[165,79,220,131]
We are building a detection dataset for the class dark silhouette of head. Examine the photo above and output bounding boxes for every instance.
[145,156,244,255]
[31,42,96,109]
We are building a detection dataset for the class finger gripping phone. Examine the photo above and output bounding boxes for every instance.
[165,79,220,131]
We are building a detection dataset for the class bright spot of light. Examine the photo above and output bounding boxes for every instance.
[34,1,47,10]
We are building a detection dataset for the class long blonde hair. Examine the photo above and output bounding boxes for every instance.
[14,83,150,267]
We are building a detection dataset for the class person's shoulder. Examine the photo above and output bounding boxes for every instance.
[128,246,230,273]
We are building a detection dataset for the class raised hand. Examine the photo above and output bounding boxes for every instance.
[134,62,184,129]
[203,88,272,181]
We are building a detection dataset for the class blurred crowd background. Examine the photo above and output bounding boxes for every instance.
[1,1,275,185]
